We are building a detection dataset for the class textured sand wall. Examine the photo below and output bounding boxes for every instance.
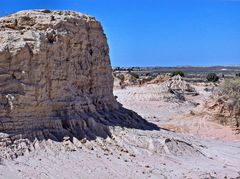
[0,10,157,144]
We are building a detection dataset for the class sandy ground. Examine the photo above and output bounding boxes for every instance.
[1,83,240,179]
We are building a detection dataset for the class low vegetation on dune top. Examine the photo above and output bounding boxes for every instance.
[220,78,240,104]
[210,78,240,128]
[219,78,240,109]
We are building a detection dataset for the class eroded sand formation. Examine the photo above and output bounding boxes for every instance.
[0,10,240,178]
[0,10,158,158]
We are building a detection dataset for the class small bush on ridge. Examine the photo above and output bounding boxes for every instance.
[207,73,219,82]
[172,70,184,77]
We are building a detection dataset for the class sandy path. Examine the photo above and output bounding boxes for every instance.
[114,84,240,141]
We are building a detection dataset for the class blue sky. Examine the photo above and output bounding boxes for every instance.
[0,0,240,67]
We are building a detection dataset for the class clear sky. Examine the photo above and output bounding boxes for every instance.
[0,0,240,67]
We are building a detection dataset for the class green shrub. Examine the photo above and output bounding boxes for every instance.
[172,70,184,77]
[116,74,125,81]
[207,73,219,82]
[130,73,139,79]
[146,73,159,78]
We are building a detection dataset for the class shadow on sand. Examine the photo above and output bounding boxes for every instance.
[0,105,160,144]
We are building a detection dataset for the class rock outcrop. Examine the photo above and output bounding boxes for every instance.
[159,75,198,101]
[0,10,158,146]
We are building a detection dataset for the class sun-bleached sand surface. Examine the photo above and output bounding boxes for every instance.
[0,83,240,179]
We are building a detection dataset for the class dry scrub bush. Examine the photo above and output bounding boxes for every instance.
[216,79,240,128]
[220,79,240,103]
